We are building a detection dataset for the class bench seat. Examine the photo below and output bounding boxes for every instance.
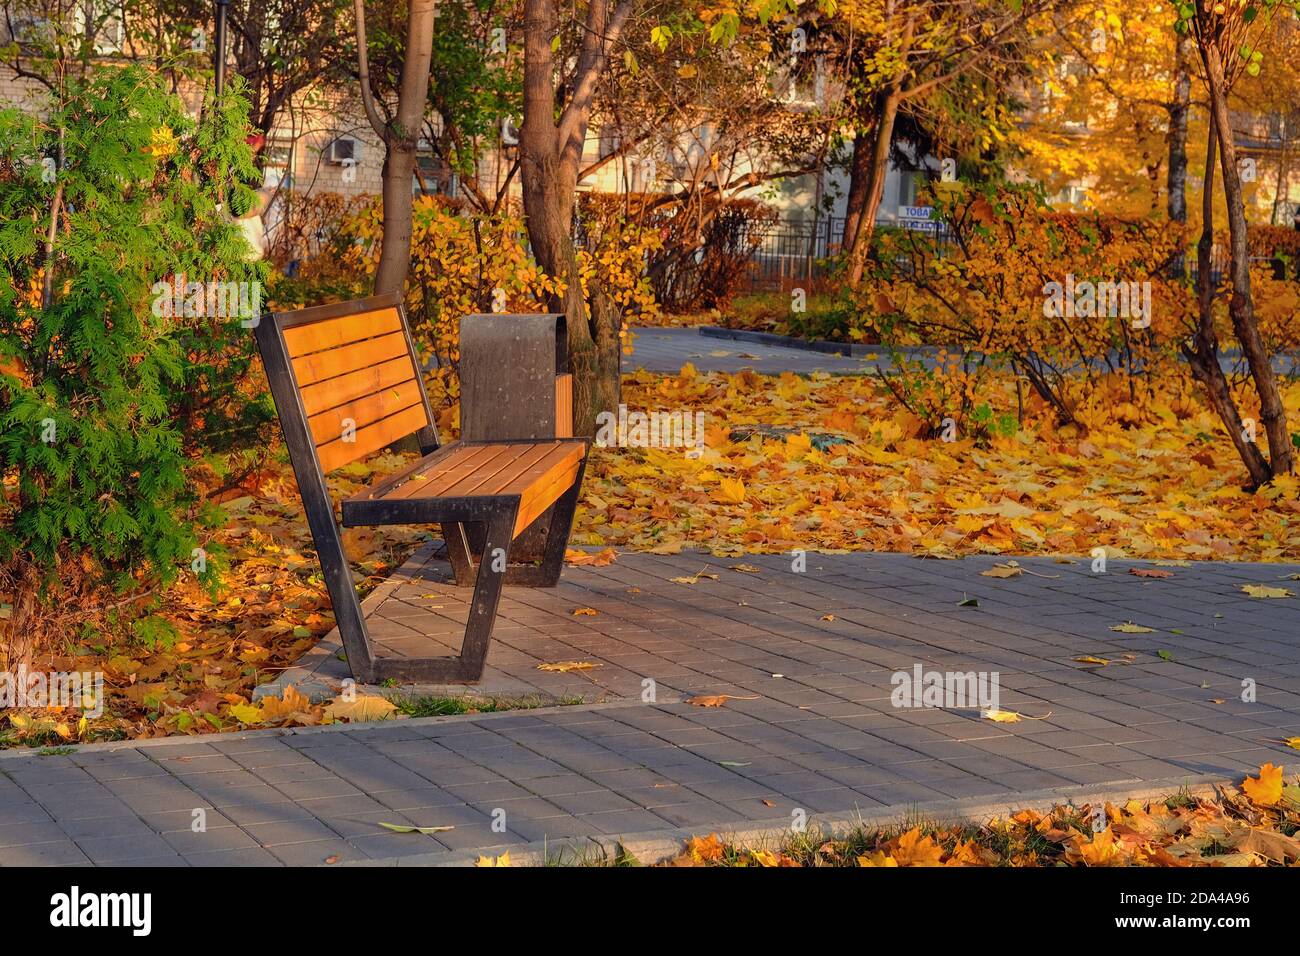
[343,440,587,536]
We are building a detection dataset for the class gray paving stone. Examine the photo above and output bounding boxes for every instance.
[650,800,742,828]
[220,801,318,827]
[162,826,261,854]
[347,832,453,858]
[74,833,178,864]
[0,841,91,865]
[266,840,369,866]
[186,847,284,866]
[542,789,640,815]
[0,820,65,847]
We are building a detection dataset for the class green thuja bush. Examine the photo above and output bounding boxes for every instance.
[0,63,267,662]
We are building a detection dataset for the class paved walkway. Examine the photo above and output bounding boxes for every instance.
[3,550,1297,866]
[626,326,1300,378]
[629,326,876,374]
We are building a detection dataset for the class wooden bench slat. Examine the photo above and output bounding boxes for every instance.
[316,403,430,473]
[513,456,584,536]
[499,442,585,494]
[555,373,573,439]
[282,307,404,358]
[380,443,513,501]
[299,356,416,418]
[306,379,427,448]
[349,441,470,502]
[437,442,561,499]
[292,331,412,387]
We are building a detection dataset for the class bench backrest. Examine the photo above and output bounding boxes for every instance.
[459,313,572,442]
[256,293,439,476]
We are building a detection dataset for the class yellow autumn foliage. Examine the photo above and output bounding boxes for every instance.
[340,196,661,408]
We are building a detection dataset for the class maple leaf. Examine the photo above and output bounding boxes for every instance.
[379,822,454,834]
[475,852,511,867]
[856,850,899,867]
[981,562,1023,578]
[323,694,397,723]
[983,708,1052,723]
[888,828,946,867]
[747,849,794,867]
[1110,622,1154,633]
[1130,568,1173,578]
[945,839,997,867]
[571,607,599,616]
[1073,655,1110,666]
[1242,764,1284,806]
[564,547,619,567]
[715,476,747,504]
[670,568,719,585]
[685,833,726,863]
[536,661,602,673]
[258,686,316,721]
[228,702,265,724]
[685,694,759,708]
[1069,827,1125,866]
[1241,584,1293,599]
[1233,828,1300,864]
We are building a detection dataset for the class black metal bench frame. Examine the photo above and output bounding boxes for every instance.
[256,293,588,685]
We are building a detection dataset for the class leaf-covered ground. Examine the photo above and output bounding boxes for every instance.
[662,764,1300,867]
[573,367,1300,561]
[8,366,1300,745]
[3,453,432,746]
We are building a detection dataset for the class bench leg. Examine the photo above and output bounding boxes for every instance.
[457,505,517,681]
[441,522,476,586]
[439,458,586,590]
[529,456,587,587]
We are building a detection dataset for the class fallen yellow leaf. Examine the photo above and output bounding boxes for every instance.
[1242,764,1284,806]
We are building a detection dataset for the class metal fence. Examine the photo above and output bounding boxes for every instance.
[735,216,1284,295]
[738,216,964,293]
[738,216,846,292]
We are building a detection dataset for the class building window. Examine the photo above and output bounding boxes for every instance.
[262,141,294,190]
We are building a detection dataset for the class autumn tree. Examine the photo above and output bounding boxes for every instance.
[1019,2,1200,220]
[159,0,352,146]
[836,0,1061,287]
[354,0,437,295]
[583,2,843,271]
[519,0,638,433]
[354,0,524,213]
[1178,0,1297,485]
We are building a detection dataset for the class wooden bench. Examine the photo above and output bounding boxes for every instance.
[255,292,589,684]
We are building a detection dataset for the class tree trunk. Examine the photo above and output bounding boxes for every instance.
[1183,115,1274,487]
[845,86,901,288]
[1202,39,1293,475]
[1271,118,1290,225]
[841,126,875,251]
[521,0,623,435]
[375,142,419,294]
[356,0,437,296]
[1167,33,1192,224]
